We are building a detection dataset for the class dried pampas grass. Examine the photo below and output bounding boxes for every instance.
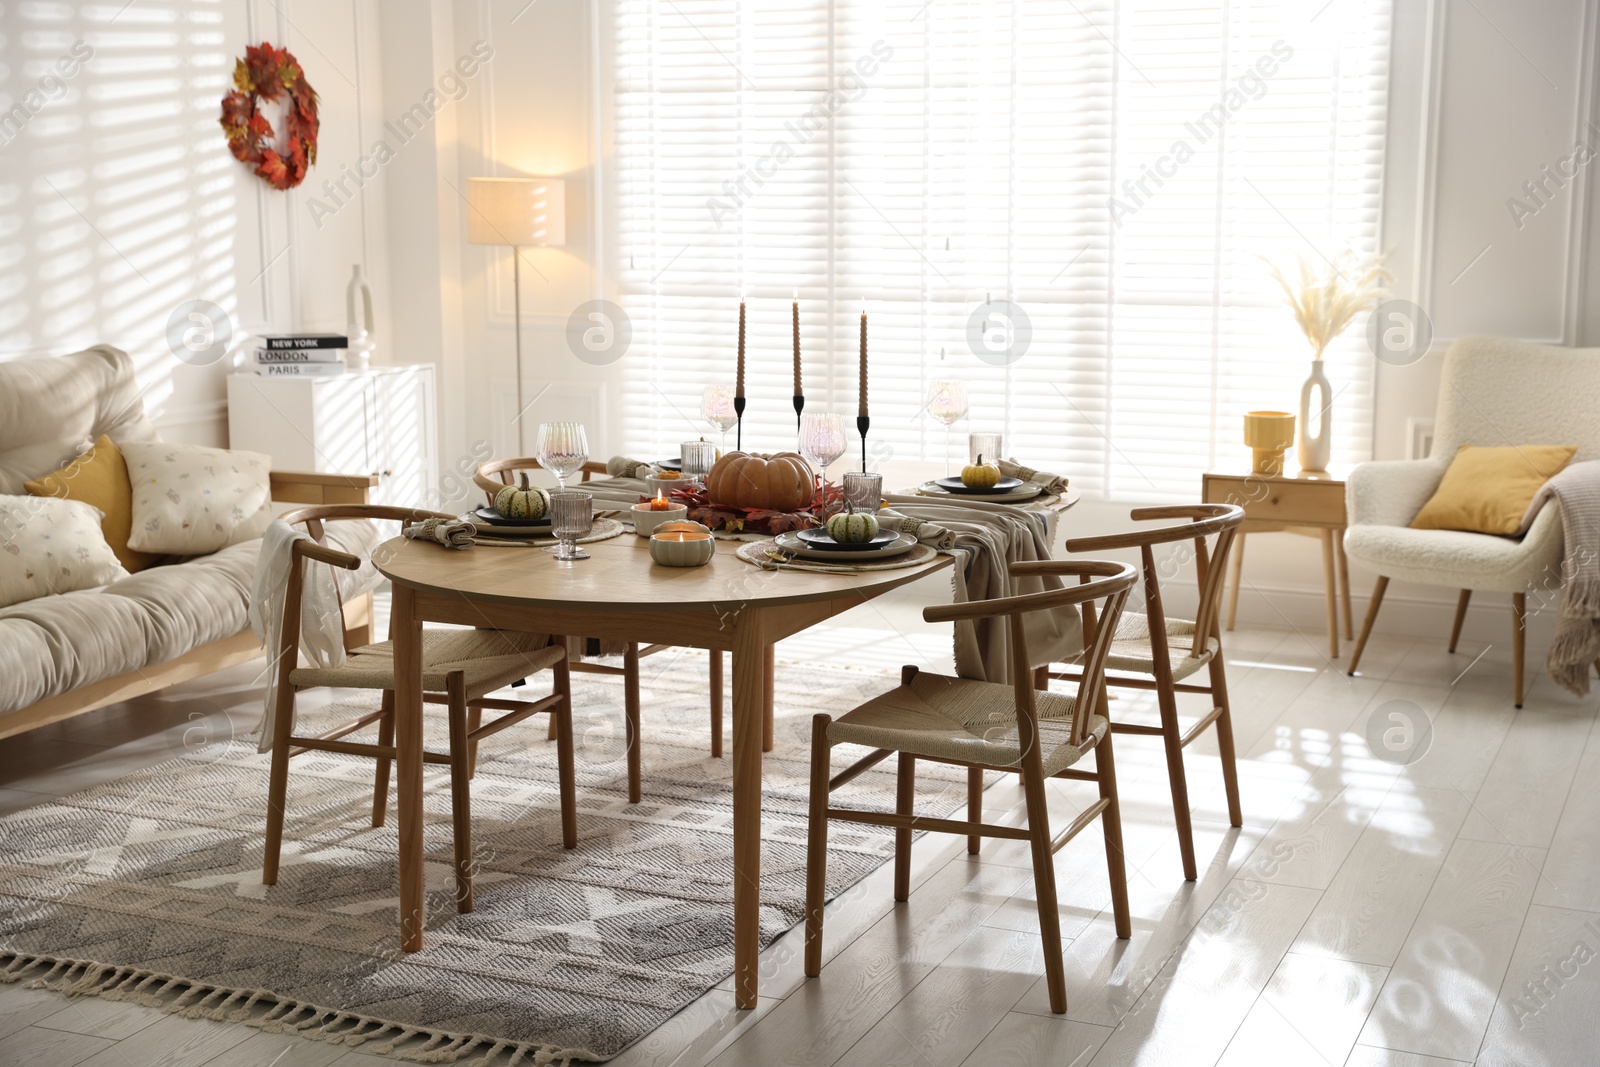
[1266,249,1391,360]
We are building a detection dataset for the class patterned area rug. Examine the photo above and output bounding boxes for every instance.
[0,657,965,1063]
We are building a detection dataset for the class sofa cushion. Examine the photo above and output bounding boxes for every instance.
[123,442,274,555]
[0,346,158,494]
[24,435,159,573]
[1410,443,1576,535]
[0,519,383,716]
[0,495,131,608]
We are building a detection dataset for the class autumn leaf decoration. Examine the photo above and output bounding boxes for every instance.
[218,42,319,190]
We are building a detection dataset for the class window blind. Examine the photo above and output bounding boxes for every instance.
[614,0,1391,498]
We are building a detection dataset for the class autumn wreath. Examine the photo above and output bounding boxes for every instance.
[219,42,318,190]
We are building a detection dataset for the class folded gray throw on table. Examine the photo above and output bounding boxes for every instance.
[1519,459,1600,695]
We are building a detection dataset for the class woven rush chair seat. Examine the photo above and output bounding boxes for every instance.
[290,629,561,699]
[1104,613,1219,682]
[829,671,1108,778]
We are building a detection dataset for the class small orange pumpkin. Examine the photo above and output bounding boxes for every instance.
[705,451,816,511]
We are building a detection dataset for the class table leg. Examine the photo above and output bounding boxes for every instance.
[762,642,775,754]
[1225,531,1246,631]
[1335,528,1353,640]
[392,584,426,952]
[1321,529,1339,659]
[731,616,766,1008]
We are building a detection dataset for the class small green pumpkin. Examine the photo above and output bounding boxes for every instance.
[494,473,551,519]
[825,502,880,544]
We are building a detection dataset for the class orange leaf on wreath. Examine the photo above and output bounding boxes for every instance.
[255,150,289,189]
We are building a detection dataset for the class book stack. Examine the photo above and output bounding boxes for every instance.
[251,334,348,376]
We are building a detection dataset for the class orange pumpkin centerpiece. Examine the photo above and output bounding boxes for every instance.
[705,451,816,511]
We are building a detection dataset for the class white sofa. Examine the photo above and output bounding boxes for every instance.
[1344,335,1600,704]
[0,346,380,737]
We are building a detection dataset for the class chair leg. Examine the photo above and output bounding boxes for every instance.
[1155,677,1198,881]
[1347,576,1389,676]
[445,673,474,914]
[1448,589,1472,653]
[967,767,984,854]
[1207,653,1243,829]
[709,650,724,759]
[1021,760,1068,1014]
[803,714,832,978]
[371,690,395,828]
[554,657,577,849]
[262,683,298,885]
[624,643,642,803]
[1512,593,1527,708]
[894,753,915,901]
[466,705,483,779]
[1225,530,1246,631]
[1094,729,1132,939]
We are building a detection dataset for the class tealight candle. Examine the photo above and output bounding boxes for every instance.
[630,496,687,537]
[650,521,717,566]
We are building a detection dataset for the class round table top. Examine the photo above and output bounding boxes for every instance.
[373,531,953,613]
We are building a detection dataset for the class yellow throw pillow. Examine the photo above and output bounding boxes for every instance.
[24,434,158,573]
[1411,444,1578,535]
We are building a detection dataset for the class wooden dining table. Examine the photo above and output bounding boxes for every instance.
[373,530,952,1007]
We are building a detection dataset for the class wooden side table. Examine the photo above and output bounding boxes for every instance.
[1202,470,1352,657]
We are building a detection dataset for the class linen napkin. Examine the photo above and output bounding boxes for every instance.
[999,458,1068,494]
[403,517,476,549]
[877,510,957,551]
[607,456,659,479]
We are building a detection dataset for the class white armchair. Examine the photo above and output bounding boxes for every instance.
[1345,336,1600,705]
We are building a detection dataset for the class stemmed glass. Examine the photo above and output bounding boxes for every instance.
[926,380,969,476]
[536,422,589,490]
[700,386,737,457]
[799,412,848,507]
[549,491,593,561]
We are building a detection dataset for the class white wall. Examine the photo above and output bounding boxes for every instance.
[0,0,391,445]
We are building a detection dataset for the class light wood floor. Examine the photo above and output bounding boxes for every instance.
[1,584,1596,1067]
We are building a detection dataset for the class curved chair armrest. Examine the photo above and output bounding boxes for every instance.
[1346,458,1446,528]
[292,539,362,569]
[1063,504,1243,553]
[923,561,1136,623]
[473,458,612,497]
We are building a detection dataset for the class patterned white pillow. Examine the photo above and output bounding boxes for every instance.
[122,442,273,555]
[0,495,130,608]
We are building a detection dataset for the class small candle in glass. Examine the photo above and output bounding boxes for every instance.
[681,439,718,485]
[968,432,1003,466]
[842,471,883,513]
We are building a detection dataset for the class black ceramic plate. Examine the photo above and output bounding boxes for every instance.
[653,458,682,471]
[794,527,900,551]
[472,505,551,528]
[934,475,1024,494]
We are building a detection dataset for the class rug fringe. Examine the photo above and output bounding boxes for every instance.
[0,951,590,1064]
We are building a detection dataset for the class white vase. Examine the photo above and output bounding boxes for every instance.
[346,264,375,371]
[1297,359,1332,473]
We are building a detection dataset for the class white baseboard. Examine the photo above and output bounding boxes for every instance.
[1227,581,1559,652]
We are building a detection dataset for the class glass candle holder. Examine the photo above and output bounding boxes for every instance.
[842,471,883,513]
[968,432,1003,466]
[681,439,718,485]
[549,491,593,561]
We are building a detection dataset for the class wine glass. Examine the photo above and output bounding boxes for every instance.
[536,422,589,491]
[700,385,737,457]
[926,380,969,476]
[549,491,593,561]
[800,412,848,504]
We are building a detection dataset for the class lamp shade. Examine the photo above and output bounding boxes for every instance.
[465,176,565,247]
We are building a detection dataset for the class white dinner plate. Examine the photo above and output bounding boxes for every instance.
[774,530,919,562]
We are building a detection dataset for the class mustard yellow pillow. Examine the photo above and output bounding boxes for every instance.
[1411,444,1577,535]
[24,435,158,573]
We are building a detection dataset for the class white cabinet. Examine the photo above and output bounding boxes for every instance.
[227,365,438,508]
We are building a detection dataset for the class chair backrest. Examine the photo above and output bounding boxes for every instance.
[276,504,454,651]
[473,457,609,502]
[1434,336,1600,461]
[926,559,1138,749]
[1064,503,1244,658]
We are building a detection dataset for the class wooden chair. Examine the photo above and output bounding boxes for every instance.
[261,505,576,914]
[804,560,1138,1014]
[1048,505,1244,882]
[474,457,742,801]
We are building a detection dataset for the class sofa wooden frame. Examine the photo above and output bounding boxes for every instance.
[0,470,379,742]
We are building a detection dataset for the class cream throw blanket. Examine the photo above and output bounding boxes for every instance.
[882,494,1078,683]
[1518,460,1600,695]
[248,521,348,751]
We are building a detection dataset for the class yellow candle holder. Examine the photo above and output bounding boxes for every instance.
[1243,411,1296,475]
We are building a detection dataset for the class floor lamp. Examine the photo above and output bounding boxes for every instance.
[465,176,566,454]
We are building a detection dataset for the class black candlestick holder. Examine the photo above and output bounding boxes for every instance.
[793,394,805,430]
[856,415,870,472]
[734,395,746,452]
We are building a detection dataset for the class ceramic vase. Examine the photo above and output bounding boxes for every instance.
[1297,359,1332,473]
[346,265,376,372]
